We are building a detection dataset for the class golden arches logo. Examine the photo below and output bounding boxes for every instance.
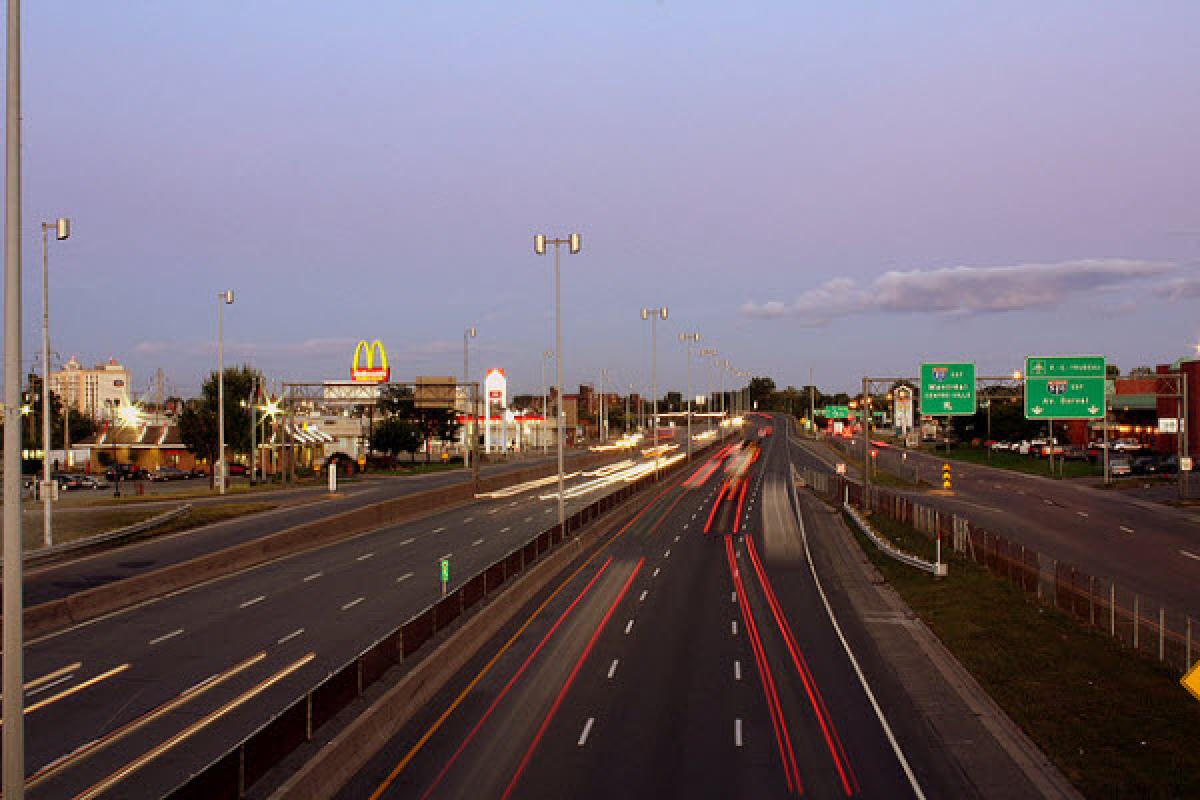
[351,339,390,383]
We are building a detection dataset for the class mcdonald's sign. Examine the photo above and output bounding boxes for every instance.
[351,340,390,383]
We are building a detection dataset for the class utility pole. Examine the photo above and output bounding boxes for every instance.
[680,332,699,461]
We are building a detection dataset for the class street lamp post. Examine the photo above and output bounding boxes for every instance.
[216,290,234,494]
[599,368,609,443]
[699,347,717,435]
[463,326,476,469]
[640,306,668,463]
[39,217,68,547]
[534,232,581,532]
[679,332,699,461]
[541,349,553,452]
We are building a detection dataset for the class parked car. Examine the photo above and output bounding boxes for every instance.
[226,463,248,476]
[1109,455,1133,477]
[149,466,191,482]
[1131,455,1161,475]
[1159,455,1180,474]
[51,473,84,491]
[105,464,149,481]
[76,475,109,490]
[1061,446,1089,461]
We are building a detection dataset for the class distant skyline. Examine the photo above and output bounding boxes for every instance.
[8,2,1199,398]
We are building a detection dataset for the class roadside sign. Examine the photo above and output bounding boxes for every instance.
[920,363,977,416]
[440,557,449,583]
[1183,661,1200,705]
[1181,457,1194,472]
[1024,356,1105,420]
[835,463,846,475]
[824,405,850,420]
[894,386,914,433]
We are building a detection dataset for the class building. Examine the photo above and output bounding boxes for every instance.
[49,356,131,419]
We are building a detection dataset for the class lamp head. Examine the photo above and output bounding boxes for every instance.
[568,232,581,254]
[55,217,70,240]
[220,290,234,304]
[534,234,547,255]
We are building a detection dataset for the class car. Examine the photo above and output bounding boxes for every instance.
[105,463,148,481]
[226,463,248,476]
[1159,455,1180,474]
[1109,455,1133,477]
[51,473,84,491]
[1131,455,1160,475]
[1061,446,1089,461]
[76,475,110,490]
[150,466,191,482]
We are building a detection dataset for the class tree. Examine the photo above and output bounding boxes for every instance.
[378,385,416,417]
[179,365,257,484]
[179,398,219,483]
[1106,364,1120,378]
[371,417,423,462]
[414,407,461,461]
[1129,365,1154,377]
[746,376,777,410]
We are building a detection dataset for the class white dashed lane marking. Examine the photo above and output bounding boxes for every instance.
[578,718,595,747]
[149,629,183,646]
[239,596,265,609]
[277,628,304,644]
[341,597,365,611]
[607,659,619,679]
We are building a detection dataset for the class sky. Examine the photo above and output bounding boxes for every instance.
[7,2,1200,399]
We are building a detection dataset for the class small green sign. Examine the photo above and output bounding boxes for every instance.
[920,363,977,416]
[440,558,450,583]
[824,405,850,420]
[1024,356,1105,420]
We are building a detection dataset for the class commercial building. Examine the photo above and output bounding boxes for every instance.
[49,356,131,419]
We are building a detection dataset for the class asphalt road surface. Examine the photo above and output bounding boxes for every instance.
[15,450,677,798]
[345,417,992,799]
[798,435,1200,617]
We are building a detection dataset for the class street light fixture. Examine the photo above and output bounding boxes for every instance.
[37,217,67,547]
[679,332,699,461]
[216,290,234,494]
[533,232,581,532]
[640,306,668,466]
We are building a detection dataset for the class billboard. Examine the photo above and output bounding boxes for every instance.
[415,376,457,410]
[485,368,507,408]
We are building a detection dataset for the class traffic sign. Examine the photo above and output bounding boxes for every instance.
[835,463,846,475]
[920,363,976,416]
[1024,356,1105,420]
[1183,661,1200,705]
[440,557,450,583]
[824,405,850,420]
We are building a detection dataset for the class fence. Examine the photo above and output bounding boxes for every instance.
[164,445,712,799]
[799,463,1198,677]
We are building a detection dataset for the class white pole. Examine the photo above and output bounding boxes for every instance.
[555,242,564,529]
[41,223,51,546]
[217,298,225,494]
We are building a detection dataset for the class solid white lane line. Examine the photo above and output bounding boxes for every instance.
[400,538,415,546]
[734,660,741,681]
[149,628,184,646]
[397,572,414,582]
[1120,526,1134,534]
[433,526,446,533]
[578,717,595,747]
[473,538,484,547]
[277,628,304,645]
[639,590,648,603]
[731,591,736,604]
[239,596,265,609]
[653,567,660,578]
[500,526,511,533]
[607,659,619,680]
[624,620,634,635]
[341,597,365,611]
[303,572,322,582]
[734,718,743,747]
[357,553,375,561]
[1181,550,1200,562]
[731,620,738,636]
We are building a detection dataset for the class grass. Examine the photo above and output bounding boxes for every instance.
[822,442,922,489]
[929,444,1103,480]
[23,502,277,551]
[851,511,1200,799]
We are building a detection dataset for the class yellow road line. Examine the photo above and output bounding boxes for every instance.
[72,652,315,800]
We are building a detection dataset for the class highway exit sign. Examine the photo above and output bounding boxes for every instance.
[824,406,850,420]
[1024,356,1105,420]
[920,363,976,416]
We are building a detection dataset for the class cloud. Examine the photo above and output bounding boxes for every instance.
[1156,276,1200,302]
[134,340,169,355]
[742,259,1175,323]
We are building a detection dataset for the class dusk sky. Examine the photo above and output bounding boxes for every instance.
[11,2,1200,399]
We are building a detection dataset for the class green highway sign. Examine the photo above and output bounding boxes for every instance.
[823,405,850,420]
[1024,356,1105,419]
[920,362,977,416]
[440,558,450,583]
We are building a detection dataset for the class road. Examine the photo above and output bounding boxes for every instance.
[15,450,605,607]
[15,449,682,798]
[799,435,1200,617]
[345,416,999,799]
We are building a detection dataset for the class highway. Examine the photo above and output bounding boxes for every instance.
[344,415,1014,799]
[797,435,1200,617]
[14,449,677,798]
[15,451,602,607]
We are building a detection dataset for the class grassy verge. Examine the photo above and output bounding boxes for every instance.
[23,502,277,550]
[851,511,1200,798]
[822,442,921,489]
[927,444,1102,479]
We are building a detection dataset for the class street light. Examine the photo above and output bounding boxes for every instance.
[640,306,668,466]
[534,232,581,532]
[699,347,718,434]
[216,290,234,494]
[541,349,554,452]
[463,326,476,471]
[679,332,699,461]
[39,217,68,547]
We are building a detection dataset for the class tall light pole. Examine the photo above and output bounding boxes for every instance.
[700,347,718,434]
[679,332,699,461]
[541,350,553,452]
[216,290,234,494]
[599,367,610,443]
[39,217,68,547]
[534,232,581,532]
[640,306,668,459]
[463,326,476,469]
[3,0,25,790]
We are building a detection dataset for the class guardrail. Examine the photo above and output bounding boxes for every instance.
[842,501,948,576]
[163,444,718,800]
[796,444,1198,676]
